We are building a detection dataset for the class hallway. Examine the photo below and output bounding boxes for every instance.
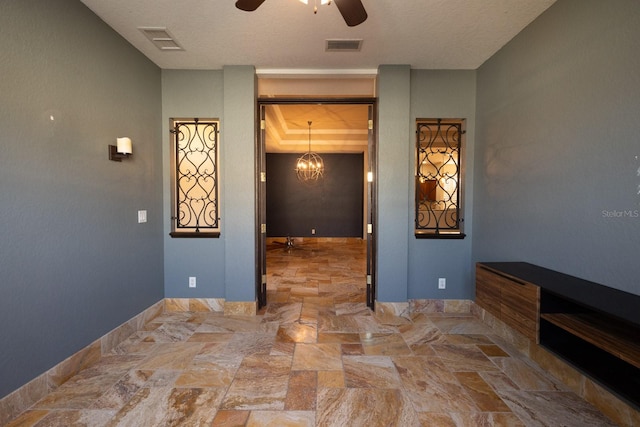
[6,239,616,426]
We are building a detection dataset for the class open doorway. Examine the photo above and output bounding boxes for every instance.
[256,99,376,310]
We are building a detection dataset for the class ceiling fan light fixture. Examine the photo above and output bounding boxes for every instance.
[237,0,366,26]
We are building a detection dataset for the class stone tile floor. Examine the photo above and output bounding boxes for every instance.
[6,239,617,426]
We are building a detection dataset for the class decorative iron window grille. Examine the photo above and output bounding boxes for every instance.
[170,118,220,237]
[415,119,465,238]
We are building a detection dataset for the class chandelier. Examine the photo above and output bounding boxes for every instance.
[295,121,324,182]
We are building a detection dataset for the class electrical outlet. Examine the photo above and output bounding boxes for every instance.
[137,210,147,223]
[189,276,196,288]
[311,228,316,235]
[438,278,446,289]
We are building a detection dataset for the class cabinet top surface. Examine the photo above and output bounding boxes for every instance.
[478,262,640,327]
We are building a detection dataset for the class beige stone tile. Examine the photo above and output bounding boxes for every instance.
[107,387,224,426]
[221,333,274,356]
[399,322,446,347]
[431,344,500,372]
[415,411,457,427]
[316,388,421,426]
[477,343,510,357]
[174,368,235,388]
[276,322,317,343]
[33,409,117,426]
[341,343,364,355]
[187,332,233,343]
[224,301,256,316]
[360,333,412,356]
[317,332,360,343]
[211,410,250,426]
[137,343,202,370]
[4,239,622,426]
[4,410,49,427]
[447,412,525,427]
[234,354,292,379]
[263,302,303,324]
[317,371,345,388]
[221,376,289,410]
[197,315,263,333]
[91,370,153,410]
[392,356,479,413]
[47,340,102,387]
[343,356,402,389]
[453,371,511,412]
[246,410,315,427]
[189,298,224,312]
[292,343,342,371]
[490,357,565,391]
[497,390,618,427]
[583,376,639,427]
[270,341,296,356]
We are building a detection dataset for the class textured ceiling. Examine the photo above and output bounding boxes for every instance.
[80,0,556,71]
[79,0,556,152]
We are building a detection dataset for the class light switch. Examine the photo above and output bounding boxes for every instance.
[138,210,147,223]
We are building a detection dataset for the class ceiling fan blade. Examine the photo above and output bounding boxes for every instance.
[333,0,367,27]
[235,0,266,12]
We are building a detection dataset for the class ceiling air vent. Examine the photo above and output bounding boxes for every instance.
[139,27,183,51]
[325,39,363,52]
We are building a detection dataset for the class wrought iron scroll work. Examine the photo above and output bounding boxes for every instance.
[416,119,463,235]
[172,119,219,233]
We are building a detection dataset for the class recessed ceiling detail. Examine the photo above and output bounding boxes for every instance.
[326,39,363,52]
[265,104,369,153]
[139,27,183,51]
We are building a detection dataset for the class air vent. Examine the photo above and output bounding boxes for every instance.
[325,39,363,52]
[139,27,183,51]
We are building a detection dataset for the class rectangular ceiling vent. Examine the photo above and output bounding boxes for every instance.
[139,27,183,51]
[325,39,363,52]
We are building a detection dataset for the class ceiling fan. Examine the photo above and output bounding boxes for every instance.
[235,0,367,27]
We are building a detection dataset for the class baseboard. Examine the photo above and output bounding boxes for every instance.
[0,299,164,425]
[471,302,640,427]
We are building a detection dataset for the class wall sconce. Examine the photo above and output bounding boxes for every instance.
[109,137,132,162]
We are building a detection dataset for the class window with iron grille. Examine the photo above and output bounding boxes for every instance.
[415,118,465,238]
[170,118,220,237]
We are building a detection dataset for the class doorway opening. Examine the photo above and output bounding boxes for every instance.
[256,98,377,311]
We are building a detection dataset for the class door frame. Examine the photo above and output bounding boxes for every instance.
[255,97,377,310]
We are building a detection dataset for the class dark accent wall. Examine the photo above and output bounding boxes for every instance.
[0,0,163,399]
[266,153,364,237]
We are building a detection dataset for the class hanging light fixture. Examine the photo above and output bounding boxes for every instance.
[295,121,324,182]
[298,0,331,14]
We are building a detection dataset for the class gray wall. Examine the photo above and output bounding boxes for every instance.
[409,70,476,299]
[374,67,478,302]
[161,70,226,298]
[377,65,412,302]
[161,66,257,302]
[0,0,163,399]
[473,0,640,296]
[222,66,257,302]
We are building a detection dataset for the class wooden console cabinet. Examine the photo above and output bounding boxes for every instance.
[476,263,539,341]
[476,262,640,410]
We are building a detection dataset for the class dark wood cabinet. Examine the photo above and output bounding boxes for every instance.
[475,263,539,342]
[476,261,640,410]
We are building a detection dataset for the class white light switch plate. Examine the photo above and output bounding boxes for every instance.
[138,210,147,223]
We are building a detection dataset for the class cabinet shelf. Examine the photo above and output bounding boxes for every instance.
[476,262,640,411]
[540,312,640,370]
